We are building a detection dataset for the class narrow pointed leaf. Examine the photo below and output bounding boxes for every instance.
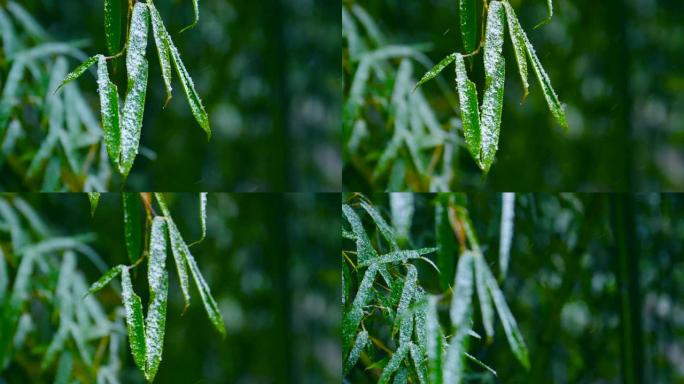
[454,54,481,164]
[166,31,211,138]
[166,219,192,312]
[503,2,529,98]
[426,296,443,384]
[343,330,368,375]
[524,31,567,129]
[87,193,100,216]
[96,55,121,166]
[483,1,505,83]
[121,267,146,372]
[450,251,474,327]
[342,204,378,264]
[87,264,123,295]
[180,0,200,33]
[410,342,427,384]
[474,254,494,337]
[499,193,515,278]
[443,326,469,384]
[147,217,168,297]
[414,53,456,90]
[459,0,477,52]
[479,54,505,174]
[57,55,97,92]
[123,193,142,263]
[483,261,530,369]
[190,192,207,246]
[147,1,173,105]
[359,248,438,268]
[145,265,168,381]
[104,0,122,55]
[393,265,417,344]
[342,264,378,354]
[360,200,399,251]
[378,344,410,384]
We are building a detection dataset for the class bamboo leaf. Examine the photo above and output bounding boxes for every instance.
[166,31,211,139]
[454,54,481,165]
[57,55,97,92]
[503,2,529,98]
[426,296,443,384]
[474,254,494,337]
[393,265,417,344]
[121,267,146,373]
[358,248,438,268]
[414,53,456,90]
[119,4,150,176]
[378,344,410,384]
[145,217,168,382]
[104,0,122,55]
[343,330,368,375]
[87,193,100,216]
[360,200,399,251]
[147,1,173,106]
[342,264,378,354]
[96,55,121,166]
[123,193,142,263]
[450,251,474,328]
[390,193,414,244]
[87,265,123,295]
[483,258,529,369]
[180,0,200,33]
[498,193,515,278]
[459,0,477,53]
[483,1,505,83]
[342,204,378,264]
[189,192,207,246]
[479,54,505,174]
[524,30,567,129]
[443,326,469,384]
[409,342,427,384]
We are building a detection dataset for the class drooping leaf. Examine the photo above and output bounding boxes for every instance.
[87,193,100,216]
[393,264,417,345]
[121,267,146,373]
[123,193,142,263]
[180,0,200,33]
[414,53,456,90]
[145,218,168,383]
[454,54,481,164]
[426,296,443,384]
[378,343,410,384]
[450,251,474,328]
[459,0,477,53]
[189,192,207,246]
[96,55,121,166]
[147,217,168,297]
[524,30,567,129]
[57,55,97,92]
[479,54,505,174]
[474,253,494,337]
[104,0,122,55]
[409,342,427,384]
[87,264,123,295]
[342,204,379,264]
[344,330,368,375]
[342,264,378,354]
[147,1,173,106]
[483,1,505,83]
[502,2,529,98]
[499,193,515,278]
[483,260,530,369]
[360,200,399,251]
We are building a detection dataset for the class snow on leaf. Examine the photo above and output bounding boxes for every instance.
[87,193,100,216]
[499,193,515,278]
[479,54,505,174]
[147,1,173,106]
[57,55,97,92]
[449,251,474,328]
[393,264,417,345]
[414,53,456,90]
[503,2,529,98]
[360,200,399,251]
[96,55,121,167]
[165,217,192,312]
[342,264,378,354]
[454,54,481,165]
[358,247,438,268]
[342,204,378,264]
[378,343,410,384]
[87,264,123,295]
[147,216,168,298]
[483,1,505,83]
[459,0,477,53]
[343,330,368,375]
[123,193,142,263]
[121,267,146,373]
[145,270,168,382]
[410,341,427,384]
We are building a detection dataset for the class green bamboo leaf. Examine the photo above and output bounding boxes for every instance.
[483,260,530,369]
[499,193,515,278]
[145,218,168,381]
[459,0,477,53]
[480,54,505,174]
[342,204,378,264]
[87,193,100,216]
[104,0,122,55]
[120,3,150,176]
[189,192,207,247]
[378,343,410,384]
[450,251,474,328]
[342,264,378,354]
[360,200,399,251]
[123,193,142,263]
[180,0,200,33]
[343,330,368,375]
[426,296,444,384]
[524,31,567,129]
[87,264,123,295]
[147,1,173,106]
[57,55,97,92]
[96,55,121,166]
[503,1,529,98]
[454,54,481,164]
[393,265,417,344]
[121,267,146,373]
[166,31,211,139]
[414,53,456,90]
[474,253,494,337]
[358,247,438,268]
[413,289,428,351]
[410,342,427,384]
[483,1,505,83]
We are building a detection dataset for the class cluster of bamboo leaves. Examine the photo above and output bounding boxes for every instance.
[86,192,224,382]
[0,2,111,191]
[415,0,567,173]
[343,4,463,191]
[342,193,528,383]
[0,195,124,383]
[60,0,211,178]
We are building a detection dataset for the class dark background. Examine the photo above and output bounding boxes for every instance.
[9,0,341,192]
[343,0,684,191]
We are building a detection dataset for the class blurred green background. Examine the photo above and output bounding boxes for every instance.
[1,0,340,191]
[349,193,684,383]
[342,0,684,191]
[0,193,340,383]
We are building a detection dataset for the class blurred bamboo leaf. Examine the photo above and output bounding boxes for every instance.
[123,193,143,263]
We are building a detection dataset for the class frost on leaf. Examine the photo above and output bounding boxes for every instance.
[342,264,378,353]
[87,264,123,294]
[344,330,368,375]
[483,1,505,84]
[166,217,192,311]
[145,271,168,382]
[96,55,121,167]
[503,1,529,98]
[378,343,410,384]
[455,54,481,165]
[393,264,417,345]
[58,55,97,92]
[342,204,378,264]
[479,54,505,174]
[148,216,168,297]
[121,267,146,373]
[449,251,474,328]
[147,1,173,106]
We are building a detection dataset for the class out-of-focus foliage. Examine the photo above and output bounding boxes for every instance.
[0,193,339,383]
[344,192,684,383]
[2,0,340,191]
[0,2,111,191]
[343,0,684,191]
